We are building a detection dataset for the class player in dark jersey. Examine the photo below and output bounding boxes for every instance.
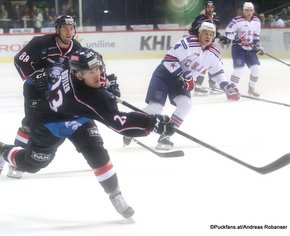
[0,47,174,219]
[188,1,231,95]
[4,15,83,178]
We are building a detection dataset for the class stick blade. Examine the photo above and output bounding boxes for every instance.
[157,150,185,158]
[257,153,290,174]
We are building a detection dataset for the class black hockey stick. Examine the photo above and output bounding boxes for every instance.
[263,52,290,67]
[116,97,290,174]
[129,137,184,158]
[211,87,290,107]
[240,94,290,107]
[173,128,290,174]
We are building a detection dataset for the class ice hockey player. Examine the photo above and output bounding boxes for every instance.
[139,22,240,150]
[188,0,231,95]
[7,15,119,178]
[225,2,264,97]
[0,47,174,219]
[6,15,80,178]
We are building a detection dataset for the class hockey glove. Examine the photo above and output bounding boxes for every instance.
[252,41,264,55]
[234,32,246,46]
[152,115,175,136]
[107,74,121,97]
[219,35,231,46]
[220,81,240,101]
[46,63,65,83]
[178,76,195,92]
[31,69,48,91]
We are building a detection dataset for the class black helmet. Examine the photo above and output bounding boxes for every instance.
[205,1,214,7]
[69,47,105,74]
[55,15,76,29]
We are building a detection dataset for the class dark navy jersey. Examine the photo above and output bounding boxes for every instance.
[34,69,155,137]
[14,34,82,80]
[188,14,220,36]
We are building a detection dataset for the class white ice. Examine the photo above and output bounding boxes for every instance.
[0,58,290,236]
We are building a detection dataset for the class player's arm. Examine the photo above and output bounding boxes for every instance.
[207,51,239,101]
[87,91,174,137]
[14,36,46,80]
[225,18,238,41]
[161,36,197,92]
[188,15,203,35]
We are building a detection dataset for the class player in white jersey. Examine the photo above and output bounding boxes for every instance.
[225,2,264,97]
[142,22,240,150]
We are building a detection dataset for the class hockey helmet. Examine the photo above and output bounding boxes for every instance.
[198,22,216,38]
[205,1,214,7]
[69,48,104,74]
[55,15,76,29]
[243,2,254,10]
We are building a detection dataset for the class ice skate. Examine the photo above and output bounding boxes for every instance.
[7,165,23,179]
[194,85,208,96]
[109,190,135,219]
[123,136,132,146]
[248,84,260,97]
[156,135,174,150]
[209,80,222,95]
[0,142,8,176]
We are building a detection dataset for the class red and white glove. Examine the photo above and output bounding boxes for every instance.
[179,76,195,92]
[234,32,247,46]
[220,82,240,101]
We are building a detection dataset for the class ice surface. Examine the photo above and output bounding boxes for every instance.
[0,58,290,236]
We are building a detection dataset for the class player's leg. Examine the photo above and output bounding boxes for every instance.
[194,71,208,95]
[70,120,134,218]
[246,51,261,97]
[1,124,63,174]
[230,45,246,88]
[9,81,41,178]
[0,155,5,175]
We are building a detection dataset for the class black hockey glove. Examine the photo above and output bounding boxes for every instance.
[252,40,264,55]
[178,75,195,92]
[46,63,65,83]
[220,81,240,101]
[219,35,231,45]
[152,115,175,136]
[107,74,121,97]
[31,69,48,91]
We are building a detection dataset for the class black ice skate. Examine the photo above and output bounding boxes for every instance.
[109,190,135,219]
[248,84,260,97]
[156,135,174,150]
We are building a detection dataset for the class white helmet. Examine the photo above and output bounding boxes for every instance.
[198,22,216,38]
[243,2,254,10]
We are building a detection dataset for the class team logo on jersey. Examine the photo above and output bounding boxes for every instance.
[65,120,82,130]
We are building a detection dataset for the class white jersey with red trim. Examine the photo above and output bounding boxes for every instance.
[162,35,226,85]
[225,15,261,50]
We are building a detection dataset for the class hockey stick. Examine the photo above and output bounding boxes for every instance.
[116,97,290,174]
[129,137,184,158]
[263,52,290,67]
[210,87,290,107]
[239,94,290,107]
